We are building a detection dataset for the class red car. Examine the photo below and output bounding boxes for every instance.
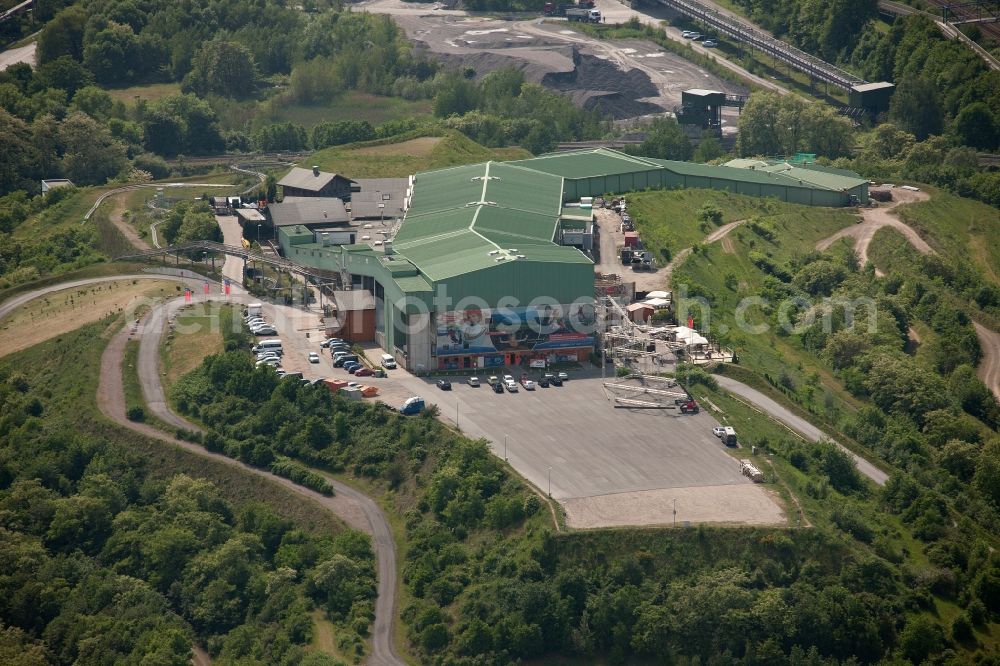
[354,367,374,377]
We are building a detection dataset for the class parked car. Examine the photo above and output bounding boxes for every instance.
[252,327,277,336]
[557,372,569,381]
[320,337,344,348]
[334,355,359,367]
[503,374,514,383]
[437,379,452,390]
[713,426,726,438]
[504,379,518,392]
[355,367,374,377]
[467,376,480,387]
[683,31,700,39]
[703,39,717,47]
[488,375,500,387]
[492,382,504,394]
[543,373,562,386]
[522,379,536,390]
[308,352,320,363]
[347,364,363,375]
[343,361,361,372]
[538,376,550,388]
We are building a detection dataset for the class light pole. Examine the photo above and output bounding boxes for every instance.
[673,497,677,527]
[547,466,552,497]
[256,223,261,245]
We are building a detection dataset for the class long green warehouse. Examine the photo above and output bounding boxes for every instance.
[276,149,869,371]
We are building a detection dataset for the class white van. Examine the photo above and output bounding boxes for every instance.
[253,339,283,354]
[381,353,397,369]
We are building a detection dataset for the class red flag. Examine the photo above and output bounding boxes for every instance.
[224,283,231,296]
[687,315,694,328]
[203,283,210,295]
[184,290,191,302]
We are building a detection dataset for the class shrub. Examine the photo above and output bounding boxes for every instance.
[126,406,145,422]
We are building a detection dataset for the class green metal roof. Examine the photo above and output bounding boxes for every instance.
[389,160,575,282]
[507,148,661,178]
[720,159,868,191]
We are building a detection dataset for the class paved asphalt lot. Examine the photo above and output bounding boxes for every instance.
[306,342,751,502]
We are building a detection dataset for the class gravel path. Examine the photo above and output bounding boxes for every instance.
[973,321,1000,401]
[714,375,888,485]
[815,189,932,276]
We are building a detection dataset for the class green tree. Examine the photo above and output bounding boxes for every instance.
[953,101,999,151]
[693,132,725,162]
[0,110,42,196]
[36,5,87,64]
[898,615,946,663]
[433,74,478,118]
[184,41,260,99]
[175,207,222,245]
[633,117,693,161]
[889,75,943,140]
[35,56,94,99]
[59,111,128,185]
[70,86,114,120]
[253,122,308,151]
[737,92,783,156]
[974,438,1000,507]
[83,22,141,85]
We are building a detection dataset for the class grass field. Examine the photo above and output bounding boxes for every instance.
[258,91,434,130]
[307,131,533,178]
[106,82,182,104]
[160,306,224,395]
[895,186,1000,285]
[629,189,818,260]
[0,279,183,358]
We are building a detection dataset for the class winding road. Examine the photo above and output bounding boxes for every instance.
[0,272,405,666]
[714,375,888,485]
[973,322,1000,401]
[815,188,933,276]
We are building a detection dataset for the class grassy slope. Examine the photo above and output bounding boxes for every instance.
[307,131,533,178]
[258,91,434,130]
[894,187,1000,286]
[668,200,863,424]
[105,82,182,104]
[0,317,343,534]
[628,189,830,259]
[161,308,224,395]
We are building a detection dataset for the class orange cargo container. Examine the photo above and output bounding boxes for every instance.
[323,379,349,393]
[623,232,639,248]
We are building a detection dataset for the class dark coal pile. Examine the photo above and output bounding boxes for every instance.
[542,49,663,119]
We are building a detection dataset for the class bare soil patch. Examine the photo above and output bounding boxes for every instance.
[562,484,787,529]
[353,136,442,157]
[0,279,181,358]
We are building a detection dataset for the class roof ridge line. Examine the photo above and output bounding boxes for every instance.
[469,204,504,251]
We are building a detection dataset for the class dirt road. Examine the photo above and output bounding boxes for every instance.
[816,189,932,275]
[714,375,888,485]
[0,42,35,71]
[133,291,404,666]
[0,272,405,666]
[973,321,1000,401]
[107,193,152,251]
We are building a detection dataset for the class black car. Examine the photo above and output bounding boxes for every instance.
[492,382,504,394]
[537,376,550,387]
[436,379,452,390]
[543,373,562,386]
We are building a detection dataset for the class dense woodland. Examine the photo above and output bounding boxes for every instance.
[0,328,377,665]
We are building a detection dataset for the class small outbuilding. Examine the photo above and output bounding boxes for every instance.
[41,179,74,195]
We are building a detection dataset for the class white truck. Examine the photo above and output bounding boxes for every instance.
[244,303,263,318]
[566,7,601,22]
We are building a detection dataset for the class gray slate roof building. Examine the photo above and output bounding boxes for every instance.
[268,198,349,227]
[278,167,355,198]
[349,178,408,219]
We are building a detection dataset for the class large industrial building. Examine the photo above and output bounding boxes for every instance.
[274,148,869,371]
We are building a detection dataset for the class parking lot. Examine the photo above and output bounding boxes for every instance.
[245,308,785,528]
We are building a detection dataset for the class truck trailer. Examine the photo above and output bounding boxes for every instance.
[566,8,601,22]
